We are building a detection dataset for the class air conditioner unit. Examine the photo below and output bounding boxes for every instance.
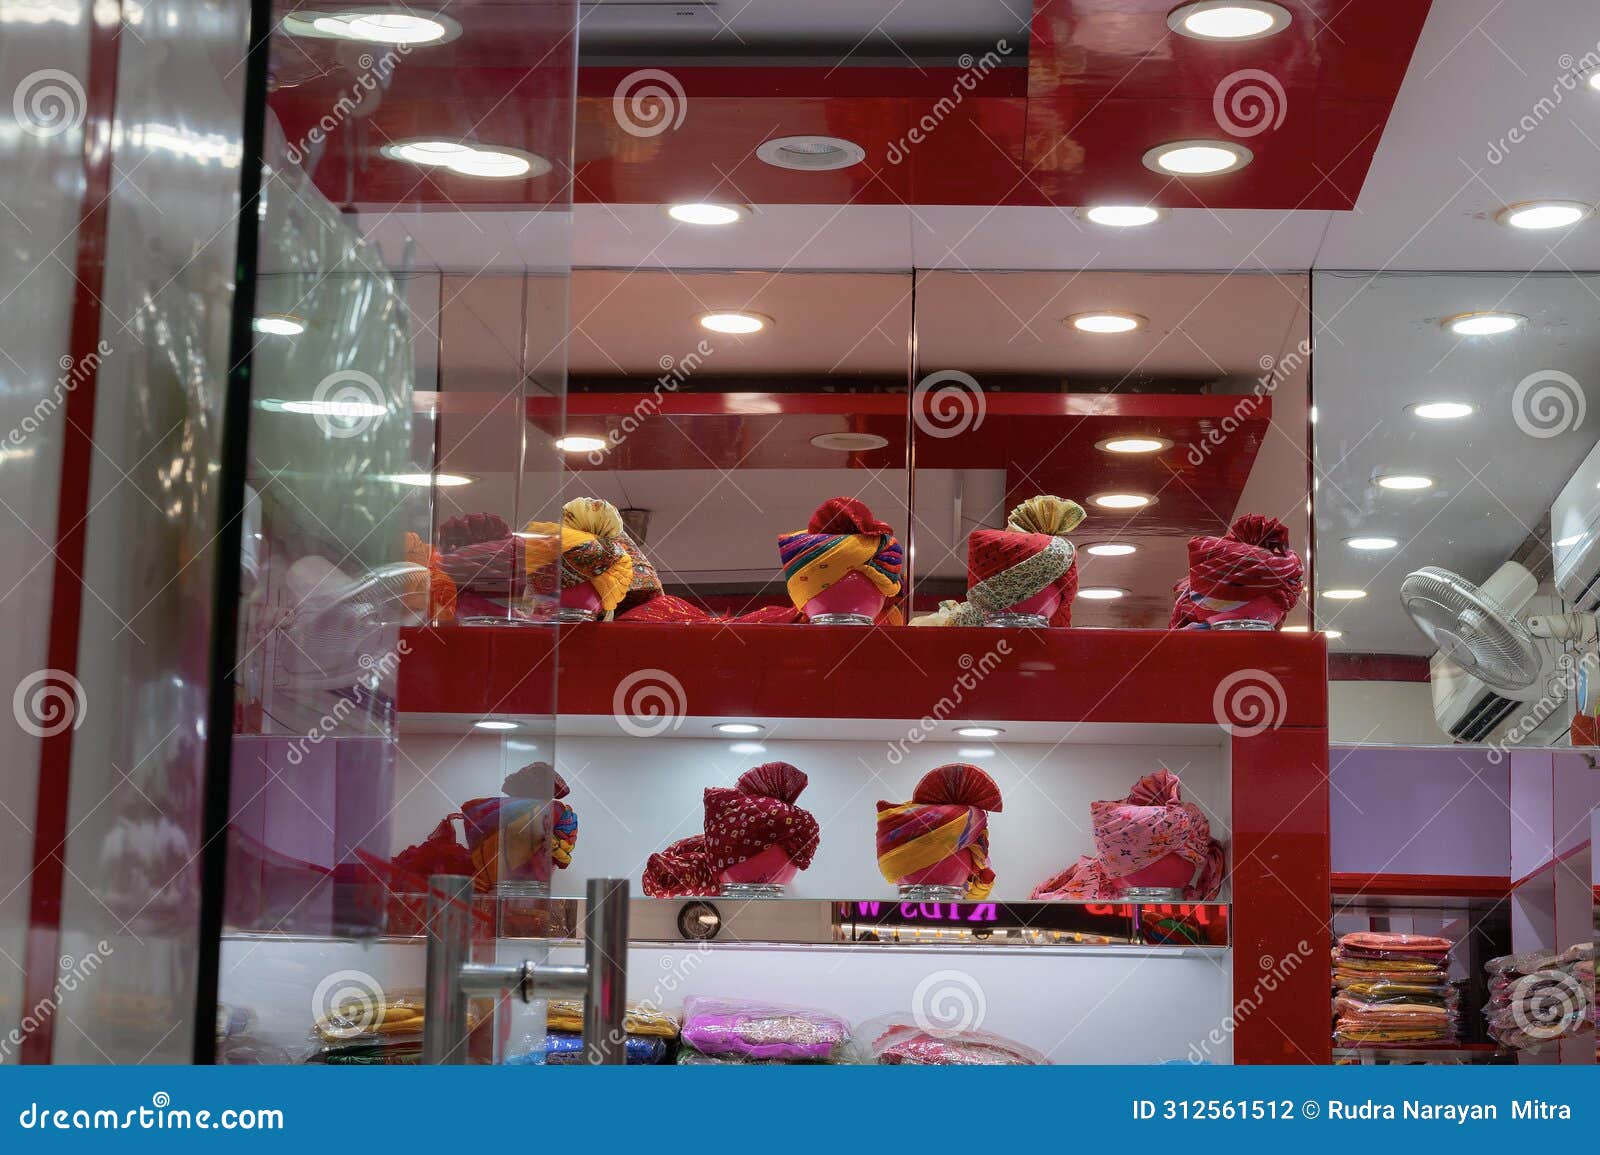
[1552,438,1600,611]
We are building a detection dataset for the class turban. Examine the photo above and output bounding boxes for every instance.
[402,532,456,623]
[1170,514,1303,630]
[912,495,1085,627]
[777,497,903,611]
[1031,769,1225,901]
[460,762,578,885]
[642,762,820,898]
[558,496,714,622]
[876,764,1004,900]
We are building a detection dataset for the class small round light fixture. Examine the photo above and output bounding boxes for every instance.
[1324,629,1344,639]
[381,140,549,180]
[728,742,767,755]
[1376,474,1434,491]
[556,435,608,453]
[1495,200,1592,230]
[253,314,305,336]
[697,310,771,335]
[1143,139,1252,176]
[1086,542,1137,557]
[1323,588,1368,600]
[1080,205,1166,227]
[1408,401,1475,420]
[1067,311,1147,334]
[1078,587,1129,600]
[1097,435,1172,454]
[284,8,462,45]
[1167,1,1292,40]
[810,432,890,452]
[389,472,473,487]
[473,719,518,731]
[1090,492,1155,510]
[1586,68,1600,93]
[665,202,747,226]
[955,726,1003,739]
[1442,311,1524,336]
[714,722,763,735]
[756,135,865,171]
[1346,537,1398,551]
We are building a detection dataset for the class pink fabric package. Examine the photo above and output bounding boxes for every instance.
[680,996,850,1062]
[854,1015,1049,1066]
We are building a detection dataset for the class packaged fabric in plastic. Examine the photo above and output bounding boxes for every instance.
[501,1033,670,1066]
[544,998,680,1039]
[852,1016,1049,1065]
[680,996,850,1062]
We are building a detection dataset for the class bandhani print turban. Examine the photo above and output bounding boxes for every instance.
[876,764,1004,900]
[1031,769,1225,902]
[642,763,821,898]
[914,495,1085,627]
[460,762,579,885]
[1170,514,1303,630]
[778,497,903,611]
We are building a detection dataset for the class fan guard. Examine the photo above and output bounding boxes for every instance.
[1398,566,1542,692]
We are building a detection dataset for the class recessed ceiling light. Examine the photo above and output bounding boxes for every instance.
[1097,435,1172,454]
[728,742,767,755]
[756,135,865,171]
[957,746,996,758]
[1078,587,1129,600]
[1086,542,1137,557]
[1090,493,1155,510]
[1443,311,1524,336]
[1323,588,1368,600]
[1346,537,1398,551]
[388,472,473,487]
[810,432,890,452]
[1495,200,1592,230]
[1324,629,1344,639]
[1080,205,1166,227]
[286,8,461,45]
[381,140,549,180]
[665,202,747,226]
[715,722,763,735]
[1376,474,1434,491]
[473,719,518,731]
[955,726,1002,738]
[1281,625,1309,632]
[1067,311,1147,334]
[253,314,305,336]
[1556,532,1585,548]
[1167,1,1292,40]
[260,398,387,420]
[1408,401,1475,420]
[1142,140,1252,176]
[697,310,771,335]
[1587,69,1600,93]
[556,435,608,453]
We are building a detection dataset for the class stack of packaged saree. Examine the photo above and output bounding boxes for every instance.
[305,989,439,1065]
[851,1016,1049,1065]
[674,997,851,1064]
[1332,932,1457,1047]
[1483,943,1595,1052]
[528,998,679,1066]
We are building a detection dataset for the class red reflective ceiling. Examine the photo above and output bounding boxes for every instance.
[268,0,1431,210]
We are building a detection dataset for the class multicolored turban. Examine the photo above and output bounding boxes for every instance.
[1031,769,1225,902]
[875,764,1004,900]
[913,495,1085,627]
[402,531,456,623]
[1170,514,1303,630]
[777,497,903,612]
[642,762,821,898]
[460,762,578,885]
